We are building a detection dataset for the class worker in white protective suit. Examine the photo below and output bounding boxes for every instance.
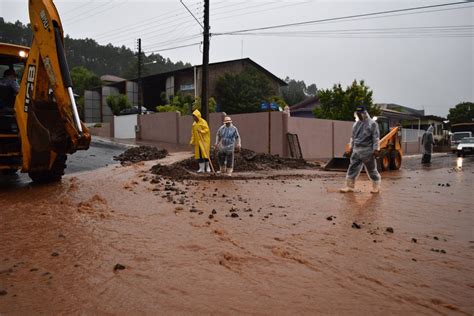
[421,124,434,164]
[340,105,381,193]
[214,116,241,176]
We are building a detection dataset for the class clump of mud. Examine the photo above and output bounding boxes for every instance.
[150,148,314,179]
[114,146,168,164]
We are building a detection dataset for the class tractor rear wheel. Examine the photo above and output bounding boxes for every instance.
[390,150,402,170]
[28,154,67,183]
[379,151,390,171]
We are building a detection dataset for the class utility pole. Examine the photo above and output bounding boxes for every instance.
[137,38,142,115]
[201,0,210,120]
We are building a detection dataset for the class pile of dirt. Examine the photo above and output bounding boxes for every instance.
[114,146,168,164]
[150,148,315,179]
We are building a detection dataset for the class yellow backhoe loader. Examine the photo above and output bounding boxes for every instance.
[324,117,403,172]
[0,0,90,182]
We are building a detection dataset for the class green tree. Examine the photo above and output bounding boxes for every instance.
[306,83,317,97]
[447,102,474,124]
[155,93,216,115]
[0,19,190,79]
[313,80,380,121]
[71,66,101,119]
[192,96,217,114]
[281,77,307,105]
[269,96,288,109]
[106,94,131,115]
[71,66,101,96]
[216,67,273,114]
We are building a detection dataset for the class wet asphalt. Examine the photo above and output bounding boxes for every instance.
[0,139,128,188]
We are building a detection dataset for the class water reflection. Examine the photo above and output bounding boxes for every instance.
[456,157,463,170]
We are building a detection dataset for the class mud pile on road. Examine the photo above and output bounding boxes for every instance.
[114,146,168,165]
[150,148,314,179]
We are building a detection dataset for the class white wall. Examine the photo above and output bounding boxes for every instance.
[114,114,137,139]
[402,128,424,142]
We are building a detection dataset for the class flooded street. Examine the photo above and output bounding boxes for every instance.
[1,153,473,315]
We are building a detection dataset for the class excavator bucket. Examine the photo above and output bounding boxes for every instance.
[324,157,350,171]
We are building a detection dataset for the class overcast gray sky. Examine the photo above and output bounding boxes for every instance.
[1,0,473,117]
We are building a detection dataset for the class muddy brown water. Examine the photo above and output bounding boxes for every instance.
[0,153,473,315]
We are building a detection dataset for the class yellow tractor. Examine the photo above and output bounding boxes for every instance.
[0,0,90,182]
[324,117,403,172]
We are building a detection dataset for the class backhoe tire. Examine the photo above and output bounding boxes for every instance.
[28,154,67,183]
[390,150,402,170]
[378,151,390,171]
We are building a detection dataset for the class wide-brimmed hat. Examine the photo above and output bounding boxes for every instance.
[224,116,232,123]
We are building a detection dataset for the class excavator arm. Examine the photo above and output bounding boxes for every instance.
[14,0,90,174]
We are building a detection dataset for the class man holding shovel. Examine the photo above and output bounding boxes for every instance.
[190,109,212,173]
[214,116,241,176]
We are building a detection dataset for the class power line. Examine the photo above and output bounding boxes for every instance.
[66,0,128,26]
[63,0,116,23]
[222,25,474,37]
[143,42,201,54]
[144,34,202,51]
[60,0,95,16]
[98,18,198,44]
[213,1,472,35]
[91,7,190,40]
[180,0,204,29]
[212,1,310,24]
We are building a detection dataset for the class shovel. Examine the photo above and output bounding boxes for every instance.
[197,131,215,174]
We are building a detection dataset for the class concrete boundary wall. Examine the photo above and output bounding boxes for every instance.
[224,112,288,156]
[87,122,112,138]
[134,111,427,159]
[140,112,179,143]
[89,112,424,158]
[288,117,353,159]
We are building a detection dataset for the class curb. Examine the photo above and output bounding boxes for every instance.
[91,136,137,149]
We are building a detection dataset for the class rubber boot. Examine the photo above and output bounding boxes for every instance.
[227,168,233,177]
[370,180,380,194]
[217,166,226,174]
[340,179,355,193]
[197,162,205,173]
[205,162,211,173]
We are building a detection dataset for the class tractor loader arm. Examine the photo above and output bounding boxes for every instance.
[14,0,90,175]
[379,125,401,150]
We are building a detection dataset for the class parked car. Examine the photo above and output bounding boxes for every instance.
[450,131,472,152]
[118,106,154,115]
[457,137,474,157]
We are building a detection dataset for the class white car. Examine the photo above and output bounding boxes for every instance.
[451,132,472,152]
[457,137,474,157]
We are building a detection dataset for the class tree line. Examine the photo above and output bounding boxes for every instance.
[0,18,190,79]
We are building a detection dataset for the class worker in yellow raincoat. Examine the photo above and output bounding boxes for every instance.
[190,109,211,173]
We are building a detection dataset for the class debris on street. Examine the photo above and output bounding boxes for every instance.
[150,148,317,179]
[114,146,168,165]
